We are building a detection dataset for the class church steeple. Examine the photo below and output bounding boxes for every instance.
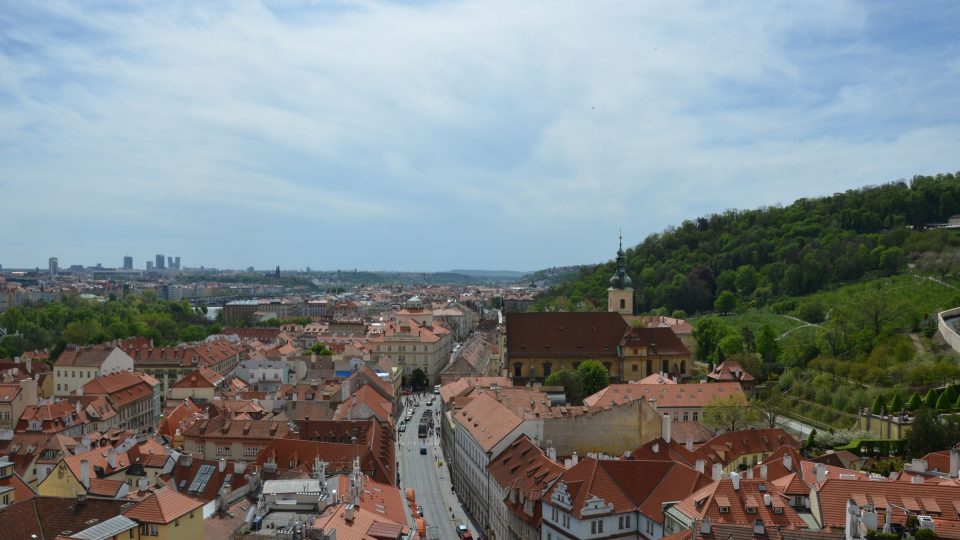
[609,231,632,290]
[608,231,634,315]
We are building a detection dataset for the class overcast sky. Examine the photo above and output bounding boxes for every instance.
[2,1,959,272]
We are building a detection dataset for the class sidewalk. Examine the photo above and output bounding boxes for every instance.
[432,429,482,537]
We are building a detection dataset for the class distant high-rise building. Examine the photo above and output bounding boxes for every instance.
[146,261,154,270]
[174,256,181,271]
[48,257,58,277]
[155,254,165,270]
[123,256,133,270]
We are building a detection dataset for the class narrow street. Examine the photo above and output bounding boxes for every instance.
[397,394,479,540]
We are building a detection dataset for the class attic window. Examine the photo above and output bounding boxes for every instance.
[773,506,784,514]
[747,506,757,514]
[719,506,729,514]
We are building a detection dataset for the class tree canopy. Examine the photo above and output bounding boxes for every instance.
[576,360,611,398]
[702,393,761,432]
[534,173,960,313]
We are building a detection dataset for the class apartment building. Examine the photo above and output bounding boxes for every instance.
[53,344,134,397]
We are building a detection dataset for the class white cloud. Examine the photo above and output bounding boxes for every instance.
[0,0,958,270]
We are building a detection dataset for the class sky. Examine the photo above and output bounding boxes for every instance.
[1,1,959,272]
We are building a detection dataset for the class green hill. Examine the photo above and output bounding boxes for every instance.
[534,172,960,314]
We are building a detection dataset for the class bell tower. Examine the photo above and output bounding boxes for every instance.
[607,232,634,315]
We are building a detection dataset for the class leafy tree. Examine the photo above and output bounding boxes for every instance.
[888,393,904,412]
[576,360,610,397]
[718,334,744,359]
[693,318,734,363]
[758,390,784,428]
[735,265,759,297]
[945,385,959,404]
[310,342,333,355]
[806,429,818,449]
[702,394,761,432]
[755,324,779,363]
[936,391,953,410]
[871,395,886,415]
[714,291,737,313]
[796,299,826,324]
[906,392,923,411]
[905,408,960,458]
[924,389,940,409]
[545,369,584,405]
[409,368,428,391]
[914,529,936,540]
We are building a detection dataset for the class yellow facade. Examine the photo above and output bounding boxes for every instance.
[508,353,690,383]
[37,461,85,497]
[139,511,203,540]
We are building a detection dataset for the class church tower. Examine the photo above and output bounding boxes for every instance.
[608,233,634,315]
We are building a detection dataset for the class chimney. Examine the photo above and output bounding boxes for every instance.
[547,446,557,463]
[911,475,924,484]
[783,453,792,472]
[686,436,694,452]
[712,463,723,481]
[108,447,117,469]
[950,446,960,479]
[695,459,705,474]
[345,504,355,523]
[137,477,149,491]
[753,519,765,536]
[701,517,712,535]
[662,413,672,444]
[652,442,660,454]
[746,468,754,479]
[571,452,578,466]
[235,460,247,475]
[816,463,826,484]
[180,453,193,468]
[731,471,740,490]
[76,385,83,397]
[764,494,772,506]
[760,464,768,481]
[862,504,878,531]
[80,459,90,488]
[219,458,227,473]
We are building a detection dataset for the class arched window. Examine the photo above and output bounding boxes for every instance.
[513,363,523,378]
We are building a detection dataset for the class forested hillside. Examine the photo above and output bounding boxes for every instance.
[535,172,960,313]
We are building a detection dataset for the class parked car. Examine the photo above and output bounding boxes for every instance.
[457,524,473,539]
[420,444,427,455]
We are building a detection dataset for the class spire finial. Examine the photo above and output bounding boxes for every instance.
[619,228,622,250]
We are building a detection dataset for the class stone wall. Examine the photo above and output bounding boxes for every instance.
[541,398,661,457]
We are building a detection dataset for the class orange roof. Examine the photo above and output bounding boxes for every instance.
[455,393,522,452]
[586,381,746,409]
[123,486,204,524]
[171,368,225,389]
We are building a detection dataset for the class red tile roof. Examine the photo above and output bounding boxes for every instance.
[53,345,124,368]
[814,478,960,534]
[585,381,746,409]
[673,477,807,530]
[487,435,566,527]
[171,368,224,389]
[708,360,755,383]
[545,458,709,520]
[506,312,629,358]
[455,393,523,453]
[123,486,203,524]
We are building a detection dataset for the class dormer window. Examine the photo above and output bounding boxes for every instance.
[774,506,784,514]
[719,505,730,514]
[747,506,757,514]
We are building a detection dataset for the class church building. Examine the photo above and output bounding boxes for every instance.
[504,236,691,384]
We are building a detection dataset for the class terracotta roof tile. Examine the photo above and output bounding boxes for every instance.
[123,486,203,524]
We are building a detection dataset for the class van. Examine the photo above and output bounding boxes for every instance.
[433,384,441,395]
